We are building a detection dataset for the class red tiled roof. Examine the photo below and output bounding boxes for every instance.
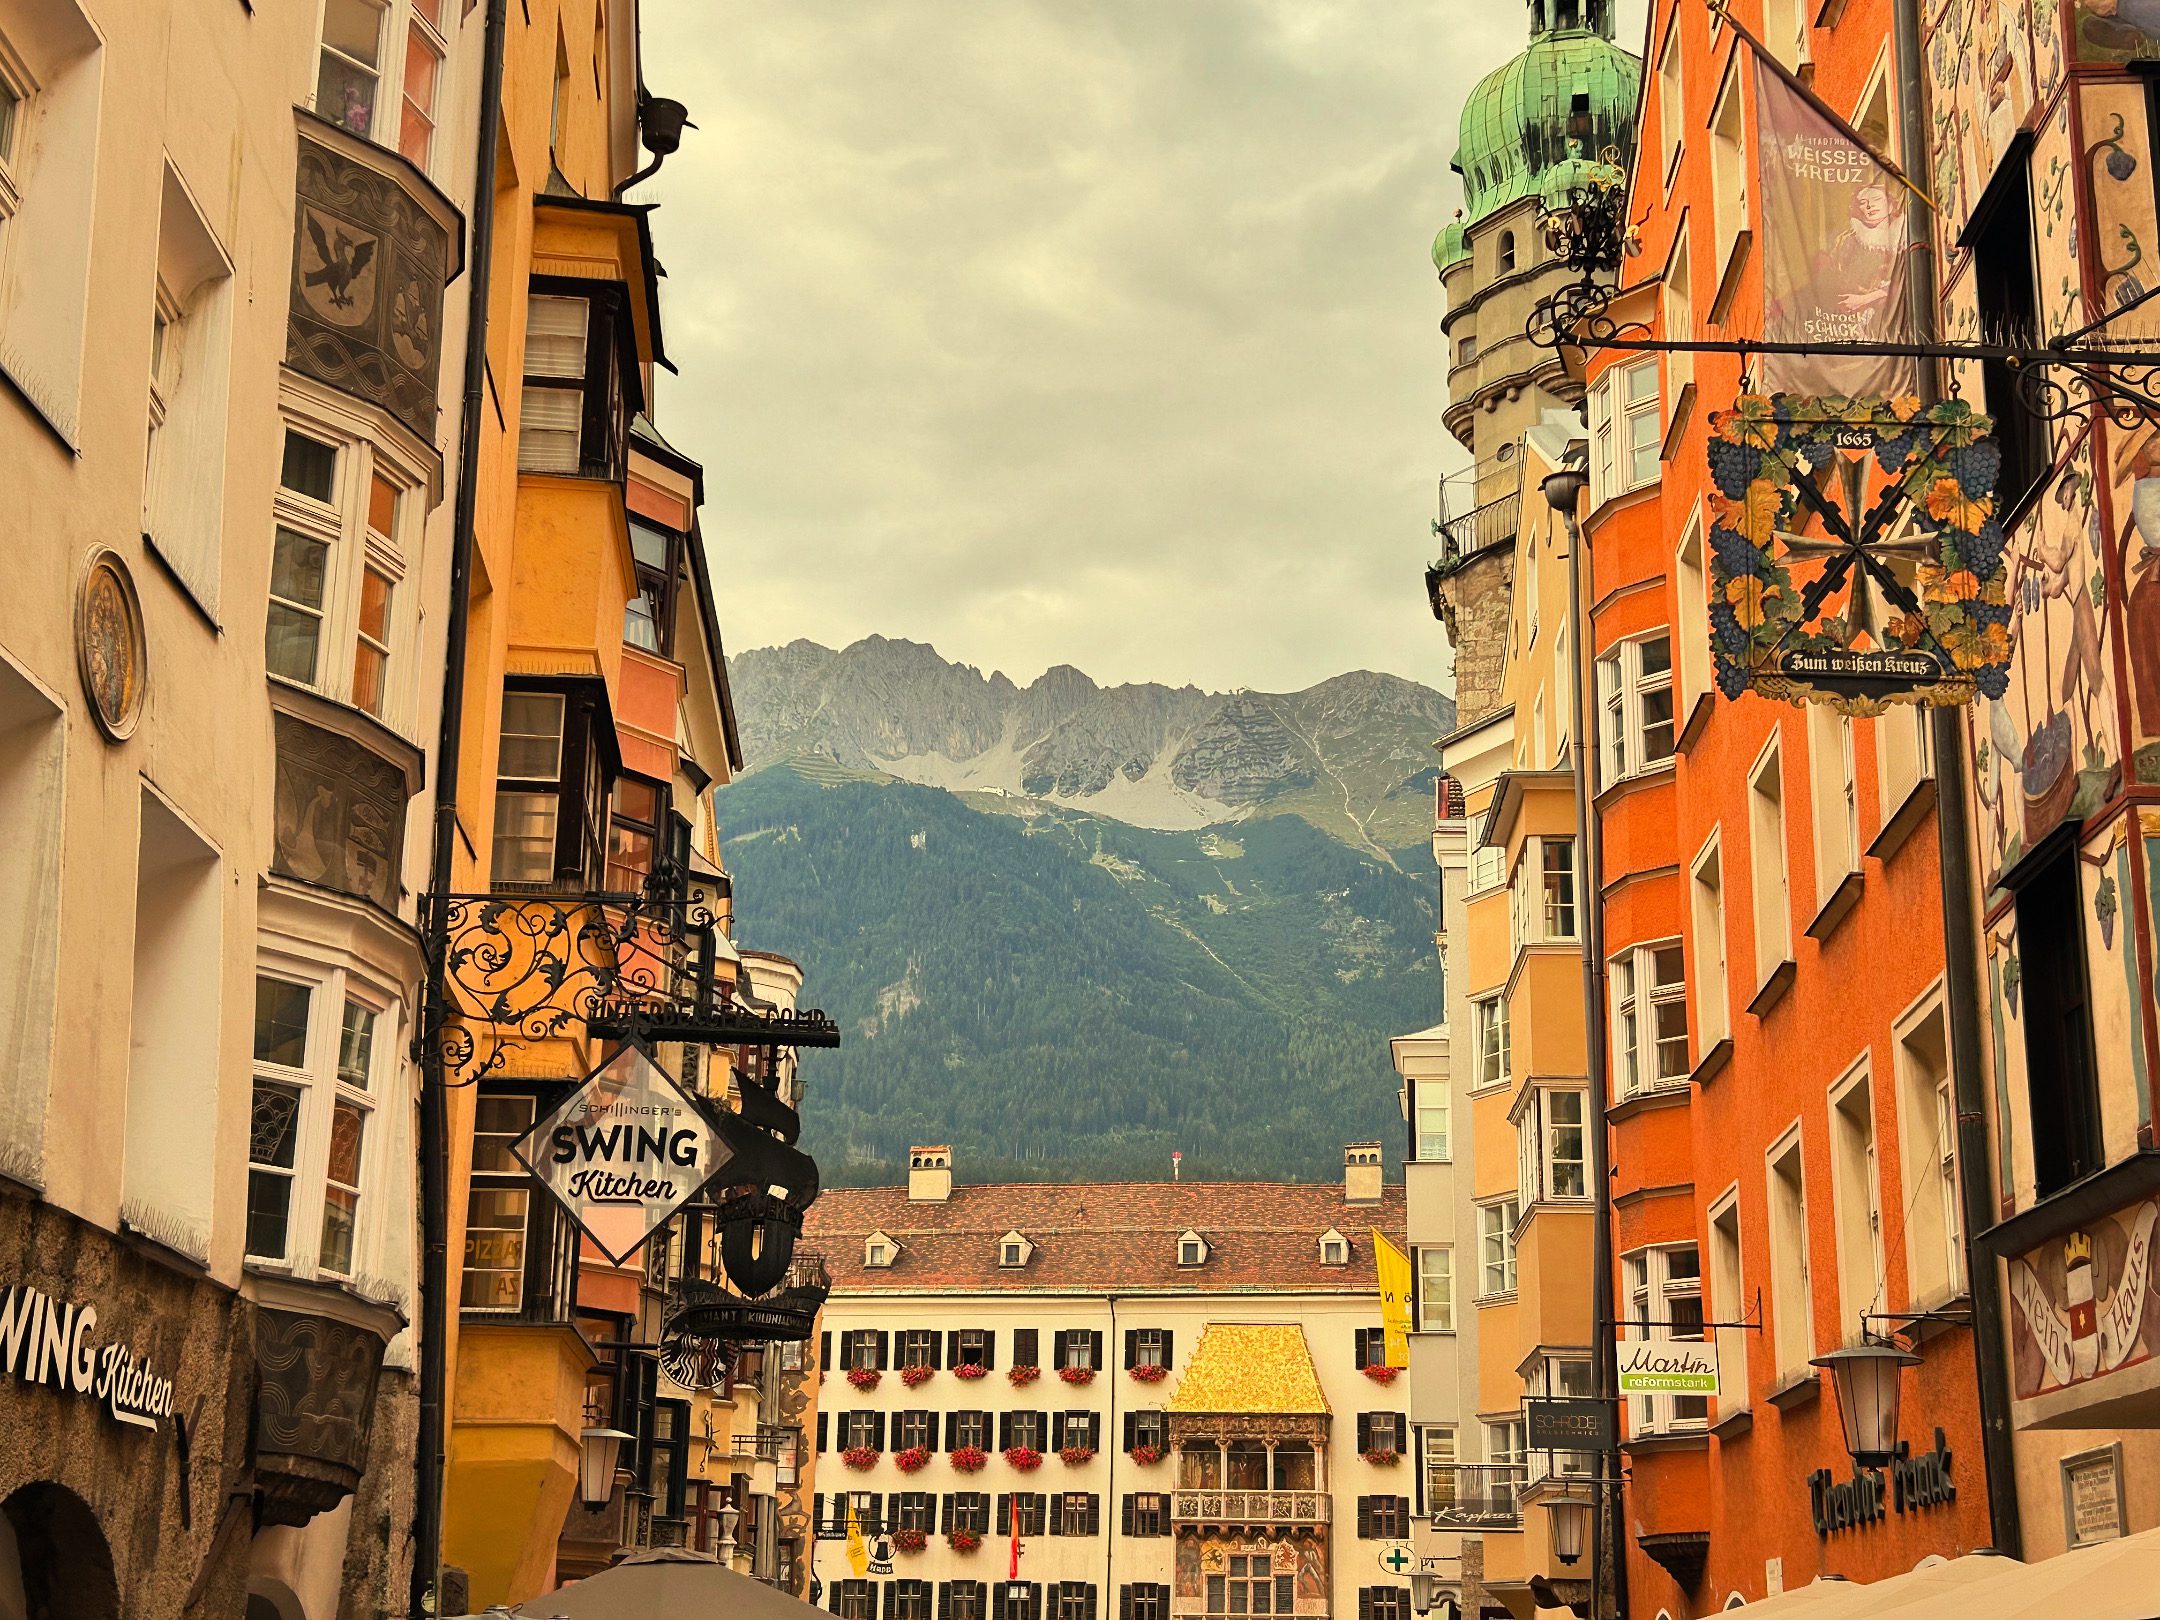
[802,1180,1407,1293]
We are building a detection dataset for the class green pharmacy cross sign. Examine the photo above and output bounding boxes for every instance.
[1707,394,2012,713]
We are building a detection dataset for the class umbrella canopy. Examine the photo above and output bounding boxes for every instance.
[1913,1526,2160,1620]
[1728,1552,2017,1617]
[454,1550,831,1620]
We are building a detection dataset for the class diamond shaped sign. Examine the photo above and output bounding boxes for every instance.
[511,1042,733,1264]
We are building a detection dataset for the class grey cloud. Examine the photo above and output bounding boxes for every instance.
[641,0,1539,692]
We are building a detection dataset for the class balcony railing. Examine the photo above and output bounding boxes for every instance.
[1431,490,1521,571]
[1429,1464,1529,1530]
[1171,1490,1330,1526]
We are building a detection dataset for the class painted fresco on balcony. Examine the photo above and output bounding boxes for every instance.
[289,122,453,442]
[271,711,409,910]
[2071,0,2160,61]
[1970,436,2121,885]
[2005,1186,2160,1400]
[1925,0,2041,241]
[2034,95,2088,339]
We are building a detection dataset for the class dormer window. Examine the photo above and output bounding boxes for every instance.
[1319,1230,1350,1267]
[1178,1231,1209,1267]
[865,1230,899,1269]
[1000,1231,1034,1268]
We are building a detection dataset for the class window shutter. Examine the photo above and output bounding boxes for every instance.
[1409,1252,1421,1327]
[1086,1588,1098,1620]
[998,1495,1012,1535]
[1396,1496,1410,1531]
[819,1411,830,1452]
[1356,1414,1372,1453]
[1120,1589,1133,1620]
[1123,1331,1136,1370]
[1161,1330,1173,1367]
[1087,1497,1101,1537]
[1357,1498,1373,1539]
[1088,1330,1103,1369]
[948,1329,963,1367]
[1051,1413,1066,1450]
[1121,1495,1134,1536]
[822,1332,833,1371]
[942,1495,954,1533]
[1015,1328,1038,1367]
[984,1331,997,1371]
[1086,1415,1100,1452]
[940,1584,952,1619]
[877,1331,891,1370]
[1000,1412,1013,1451]
[869,1493,885,1531]
[874,1412,887,1451]
[1359,1591,1374,1620]
[932,1332,944,1370]
[885,1584,897,1620]
[815,1493,825,1533]
[1031,1585,1044,1620]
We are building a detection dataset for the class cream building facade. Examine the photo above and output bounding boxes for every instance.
[802,1150,1413,1620]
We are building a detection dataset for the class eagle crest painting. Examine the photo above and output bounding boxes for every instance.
[298,206,380,328]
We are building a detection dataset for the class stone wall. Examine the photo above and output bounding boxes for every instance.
[1429,551,1514,728]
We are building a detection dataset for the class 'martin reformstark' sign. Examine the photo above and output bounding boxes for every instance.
[1616,1339,1721,1396]
[512,1042,733,1264]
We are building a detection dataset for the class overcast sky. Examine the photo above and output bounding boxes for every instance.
[641,1,1558,694]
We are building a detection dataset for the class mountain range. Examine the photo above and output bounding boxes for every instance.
[714,639,1455,1185]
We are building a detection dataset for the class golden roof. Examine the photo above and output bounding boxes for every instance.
[1168,1324,1329,1415]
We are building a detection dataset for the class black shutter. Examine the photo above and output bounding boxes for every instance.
[885,1584,897,1620]
[999,1412,1013,1451]
[1356,1414,1371,1453]
[984,1331,997,1371]
[940,1584,952,1620]
[998,1495,1012,1535]
[1086,1587,1098,1620]
[1086,1414,1100,1452]
[1015,1328,1038,1367]
[1161,1331,1173,1367]
[948,1329,963,1368]
[815,1493,826,1534]
[1087,1497,1101,1537]
[1122,1412,1136,1451]
[819,1411,830,1452]
[942,1495,954,1533]
[869,1493,885,1532]
[932,1332,944,1370]
[1088,1331,1102,1370]
[1123,1331,1136,1369]
[874,1412,887,1451]
[1396,1497,1410,1535]
[1119,1590,1133,1620]
[877,1331,891,1370]
[823,1331,833,1371]
[1359,1593,1373,1620]
[1031,1585,1045,1620]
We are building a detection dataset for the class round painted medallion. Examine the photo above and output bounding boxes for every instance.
[76,549,147,741]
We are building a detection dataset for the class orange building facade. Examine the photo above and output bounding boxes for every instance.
[1579,0,1994,1608]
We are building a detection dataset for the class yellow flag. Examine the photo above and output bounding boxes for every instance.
[845,1498,869,1576]
[1373,1229,1413,1368]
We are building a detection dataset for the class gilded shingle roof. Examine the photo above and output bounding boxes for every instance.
[1168,1324,1329,1415]
[803,1180,1406,1294]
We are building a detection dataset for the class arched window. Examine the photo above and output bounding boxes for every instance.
[1499,231,1518,271]
[2,1483,119,1620]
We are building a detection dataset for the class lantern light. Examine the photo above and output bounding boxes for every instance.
[1544,1494,1592,1565]
[579,1425,635,1510]
[1811,1341,1921,1469]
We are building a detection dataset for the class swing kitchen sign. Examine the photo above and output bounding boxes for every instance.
[510,1040,733,1264]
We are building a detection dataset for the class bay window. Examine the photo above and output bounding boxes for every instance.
[1596,634,1676,788]
[1418,1426,1457,1513]
[1525,1357,1595,1480]
[1414,1080,1450,1161]
[517,279,633,480]
[1416,1246,1454,1332]
[625,520,681,655]
[461,1092,536,1310]
[1589,358,1660,505]
[1518,1087,1589,1205]
[246,966,392,1282]
[1622,1244,1708,1436]
[1509,837,1578,947]
[314,0,454,178]
[1612,941,1689,1096]
[1479,1199,1519,1297]
[606,774,666,893]
[1473,994,1510,1089]
[266,416,417,726]
[490,681,612,889]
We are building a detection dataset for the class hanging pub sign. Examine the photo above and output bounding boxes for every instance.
[1707,393,2012,713]
[1524,1396,1613,1451]
[1615,1339,1721,1398]
[511,1040,733,1263]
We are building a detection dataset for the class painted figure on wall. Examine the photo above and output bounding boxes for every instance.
[2076,0,2160,60]
[2007,1196,2160,1397]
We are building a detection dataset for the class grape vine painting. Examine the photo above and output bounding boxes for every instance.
[1705,392,2013,714]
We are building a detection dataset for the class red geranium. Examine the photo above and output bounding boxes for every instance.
[1057,1365,1096,1386]
[954,1363,989,1381]
[1361,1449,1402,1467]
[1128,1363,1168,1384]
[948,1529,983,1553]
[1128,1443,1163,1466]
[1360,1364,1401,1385]
[1004,1446,1043,1471]
[1008,1365,1041,1386]
[900,1365,935,1388]
[848,1367,883,1390]
[841,1446,880,1471]
[950,1446,988,1473]
[1058,1445,1096,1467]
[892,1528,928,1553]
[895,1446,932,1473]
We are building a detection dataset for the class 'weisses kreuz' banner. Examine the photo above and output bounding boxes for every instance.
[1751,41,1919,398]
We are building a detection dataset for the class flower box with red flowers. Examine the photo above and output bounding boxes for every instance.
[1360,1364,1401,1385]
[950,1445,988,1473]
[1004,1446,1043,1471]
[1360,1449,1402,1467]
[953,1363,989,1381]
[841,1446,881,1471]
[1008,1365,1041,1387]
[900,1365,936,1388]
[895,1446,932,1474]
[847,1367,884,1391]
[948,1529,983,1553]
[1127,1363,1168,1384]
[892,1528,928,1553]
[1056,1365,1096,1386]
[1128,1443,1163,1466]
[1058,1445,1096,1467]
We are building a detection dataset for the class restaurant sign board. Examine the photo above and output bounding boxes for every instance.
[511,1041,733,1263]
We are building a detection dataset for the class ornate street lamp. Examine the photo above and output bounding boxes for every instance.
[1544,1494,1592,1566]
[578,1425,635,1511]
[1811,1341,1920,1469]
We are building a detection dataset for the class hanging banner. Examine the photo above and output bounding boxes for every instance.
[1616,1339,1721,1397]
[1707,394,2011,711]
[1373,1229,1414,1369]
[511,1040,734,1263]
[1752,45,1917,398]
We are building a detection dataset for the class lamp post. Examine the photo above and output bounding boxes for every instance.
[1812,1342,1921,1469]
[1544,1494,1592,1566]
[578,1425,634,1511]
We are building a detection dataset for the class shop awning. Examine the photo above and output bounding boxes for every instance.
[1733,1530,2160,1618]
[1730,1552,2015,1616]
[453,1549,832,1620]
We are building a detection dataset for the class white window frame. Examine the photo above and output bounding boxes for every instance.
[268,398,422,733]
[1517,1086,1589,1206]
[1828,1058,1886,1338]
[1674,504,1711,723]
[1524,1357,1594,1479]
[1419,1425,1458,1512]
[1878,703,1934,832]
[246,956,395,1285]
[1416,1246,1455,1333]
[1473,994,1511,1092]
[1892,986,1965,1307]
[1689,832,1730,1050]
[1414,1079,1451,1162]
[1748,734,1793,987]
[1589,358,1661,506]
[1663,217,1694,403]
[1596,634,1676,790]
[1611,939,1690,1098]
[1708,1187,1748,1421]
[1807,704,1861,905]
[1471,843,1505,896]
[1766,1126,1815,1382]
[312,0,456,179]
[1709,57,1748,278]
[1622,1244,1708,1438]
[1478,1198,1520,1299]
[1656,8,1684,192]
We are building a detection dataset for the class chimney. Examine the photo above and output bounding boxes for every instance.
[908,1145,953,1203]
[1344,1142,1384,1205]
